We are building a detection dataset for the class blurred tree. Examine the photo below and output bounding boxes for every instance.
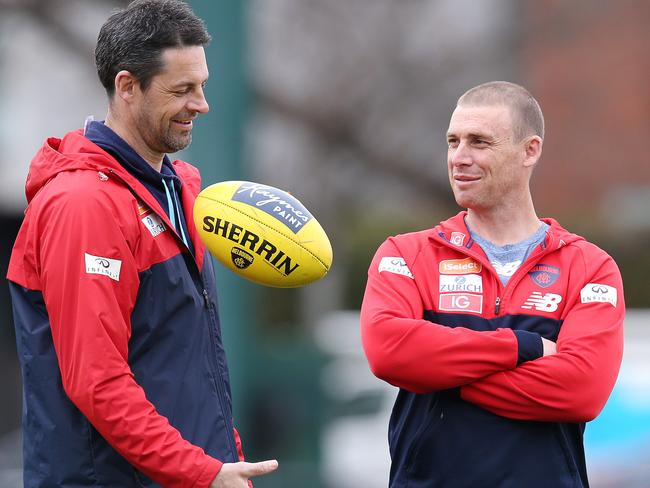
[0,0,127,60]
[0,0,127,448]
[247,0,519,321]
[246,0,650,318]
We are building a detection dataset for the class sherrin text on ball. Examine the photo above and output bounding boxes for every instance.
[194,181,333,287]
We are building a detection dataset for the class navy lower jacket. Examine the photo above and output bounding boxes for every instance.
[388,389,588,487]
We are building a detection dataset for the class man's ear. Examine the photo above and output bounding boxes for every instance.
[523,135,543,168]
[113,70,139,103]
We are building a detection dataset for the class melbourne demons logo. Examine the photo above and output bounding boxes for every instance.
[528,264,560,288]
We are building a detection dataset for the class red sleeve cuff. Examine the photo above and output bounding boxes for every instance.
[193,457,223,488]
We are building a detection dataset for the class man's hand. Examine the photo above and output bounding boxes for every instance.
[211,460,279,488]
[541,337,557,357]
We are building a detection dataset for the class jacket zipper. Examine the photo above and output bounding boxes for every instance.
[434,230,559,317]
[107,168,239,460]
[432,238,505,316]
[490,238,562,316]
[202,287,239,459]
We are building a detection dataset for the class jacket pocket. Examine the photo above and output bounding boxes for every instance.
[552,423,582,484]
[405,393,444,474]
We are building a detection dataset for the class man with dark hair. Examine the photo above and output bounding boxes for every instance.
[7,1,277,486]
[361,81,624,487]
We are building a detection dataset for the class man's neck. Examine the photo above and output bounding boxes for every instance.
[465,202,542,246]
[104,113,164,172]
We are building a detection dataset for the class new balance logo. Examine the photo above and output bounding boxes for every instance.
[522,292,562,312]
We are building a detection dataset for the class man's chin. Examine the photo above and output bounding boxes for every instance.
[452,193,475,209]
[163,135,193,154]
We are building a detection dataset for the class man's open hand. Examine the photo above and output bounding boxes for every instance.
[210,460,279,488]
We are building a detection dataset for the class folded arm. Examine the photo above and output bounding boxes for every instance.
[360,239,539,393]
[461,254,625,422]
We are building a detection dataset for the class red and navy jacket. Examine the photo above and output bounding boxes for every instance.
[360,212,624,488]
[7,130,247,487]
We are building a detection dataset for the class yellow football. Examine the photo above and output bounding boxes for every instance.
[193,181,333,287]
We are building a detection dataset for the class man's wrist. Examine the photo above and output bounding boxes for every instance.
[512,330,543,365]
[198,457,223,488]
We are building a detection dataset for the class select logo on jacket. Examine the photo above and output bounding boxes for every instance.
[84,253,122,281]
[581,283,617,307]
[378,256,414,279]
[438,259,483,312]
[521,292,562,312]
[439,258,482,274]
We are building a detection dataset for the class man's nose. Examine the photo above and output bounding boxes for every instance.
[449,141,471,166]
[189,87,209,114]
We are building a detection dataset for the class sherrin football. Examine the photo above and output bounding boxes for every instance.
[193,181,333,287]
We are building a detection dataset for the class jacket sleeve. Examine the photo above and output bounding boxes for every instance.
[38,187,222,488]
[460,250,624,422]
[360,238,522,393]
[233,428,255,488]
[234,427,246,462]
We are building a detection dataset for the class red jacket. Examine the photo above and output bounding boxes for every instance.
[8,130,246,487]
[360,212,624,487]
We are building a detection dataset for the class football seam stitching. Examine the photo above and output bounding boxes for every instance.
[197,196,330,271]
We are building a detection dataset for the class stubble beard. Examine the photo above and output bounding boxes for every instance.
[161,125,192,154]
[137,107,193,155]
